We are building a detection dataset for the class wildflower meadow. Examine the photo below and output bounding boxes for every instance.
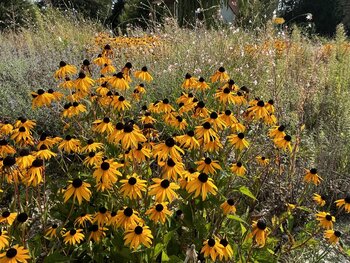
[0,7,350,263]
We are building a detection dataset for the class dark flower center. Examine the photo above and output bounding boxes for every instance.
[261,157,266,160]
[198,173,208,183]
[99,207,107,214]
[32,159,43,167]
[325,214,332,221]
[3,156,16,167]
[210,112,218,119]
[88,152,96,157]
[197,101,205,108]
[238,133,245,139]
[199,77,205,82]
[37,89,45,95]
[72,178,83,188]
[176,116,183,122]
[134,226,143,234]
[91,224,99,232]
[141,66,148,72]
[165,138,175,147]
[236,162,242,167]
[123,124,133,133]
[17,213,28,223]
[100,162,110,170]
[72,102,79,107]
[268,99,274,105]
[160,179,170,189]
[219,67,225,72]
[185,73,191,79]
[0,139,7,146]
[223,87,230,94]
[310,168,317,174]
[104,44,111,50]
[52,224,58,229]
[65,135,72,141]
[19,127,26,132]
[208,238,216,247]
[167,158,176,167]
[225,110,231,116]
[278,125,285,131]
[284,135,291,141]
[111,211,117,217]
[257,100,265,107]
[227,199,234,206]
[116,122,124,130]
[19,149,30,156]
[103,117,110,123]
[118,96,125,101]
[137,144,143,151]
[163,98,169,104]
[257,219,267,230]
[83,59,90,66]
[220,238,228,247]
[204,158,212,164]
[59,61,67,67]
[187,130,195,137]
[47,89,54,94]
[87,139,94,145]
[125,62,132,68]
[116,72,124,78]
[64,103,71,110]
[6,248,17,258]
[155,204,164,212]
[228,79,235,85]
[70,229,77,235]
[78,72,86,79]
[203,122,211,129]
[39,145,48,150]
[128,177,137,185]
[123,207,133,217]
[345,195,350,203]
[2,211,10,218]
[334,230,341,237]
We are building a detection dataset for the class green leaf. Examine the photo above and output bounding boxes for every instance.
[161,251,170,261]
[297,206,312,213]
[267,248,275,255]
[44,253,70,263]
[239,186,257,200]
[240,222,247,236]
[153,243,163,259]
[163,231,173,245]
[227,214,248,225]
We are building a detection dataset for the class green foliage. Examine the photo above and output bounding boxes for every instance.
[0,0,37,30]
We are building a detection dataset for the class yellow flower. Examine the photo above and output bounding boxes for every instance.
[124,225,153,250]
[63,178,91,205]
[145,202,172,224]
[62,229,85,245]
[45,224,58,239]
[273,135,292,151]
[92,117,114,134]
[248,219,269,247]
[335,195,350,212]
[93,207,111,226]
[273,17,285,25]
[200,237,224,261]
[219,238,234,261]
[195,157,222,174]
[316,212,335,229]
[54,61,77,79]
[148,178,180,202]
[58,135,81,153]
[186,173,217,201]
[227,133,249,151]
[256,156,269,166]
[220,199,237,215]
[0,211,17,225]
[304,168,322,186]
[93,159,123,191]
[0,230,9,250]
[313,193,326,207]
[230,162,247,176]
[153,137,184,163]
[88,225,108,243]
[324,230,341,245]
[210,67,230,83]
[119,174,147,200]
[181,73,198,89]
[74,213,93,227]
[134,66,153,82]
[112,207,143,230]
[0,245,30,263]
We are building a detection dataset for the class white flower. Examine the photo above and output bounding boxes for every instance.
[306,13,313,21]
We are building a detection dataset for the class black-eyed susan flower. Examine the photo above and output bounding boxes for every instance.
[153,137,184,163]
[74,213,93,228]
[274,135,292,151]
[181,73,197,89]
[195,157,222,174]
[200,237,224,261]
[25,158,44,186]
[219,110,238,126]
[256,156,269,166]
[316,212,335,229]
[62,228,85,245]
[268,125,286,139]
[121,62,132,82]
[75,72,94,93]
[204,112,227,131]
[45,224,58,239]
[124,225,153,250]
[92,117,114,134]
[88,224,108,243]
[2,156,21,184]
[47,88,63,101]
[0,121,13,135]
[210,67,230,83]
[112,96,131,111]
[0,211,17,225]
[249,219,269,247]
[0,245,30,263]
[170,115,188,130]
[158,99,175,114]
[16,149,35,169]
[248,100,269,120]
[140,112,156,125]
[37,132,61,149]
[176,130,200,150]
[0,230,9,250]
[134,66,153,82]
[231,162,247,177]
[220,199,237,215]
[93,207,111,226]
[31,89,55,108]
[69,102,87,117]
[335,195,350,213]
[93,54,110,67]
[119,173,147,200]
[59,77,75,89]
[160,158,185,181]
[63,178,91,205]
[14,117,36,130]
[145,202,172,224]
[130,143,151,163]
[54,61,77,79]
[193,101,209,118]
[108,72,130,91]
[101,63,116,75]
[304,168,322,186]
[227,133,249,151]
[113,123,146,150]
[148,178,179,202]
[58,135,81,153]
[195,122,218,144]
[0,139,16,157]
[113,207,143,230]
[231,121,246,133]
[219,238,234,261]
[324,230,341,245]
[196,77,210,91]
[81,139,104,153]
[96,82,110,96]
[93,159,123,190]
[313,193,326,207]
[10,127,34,146]
[35,145,57,160]
[215,87,236,104]
[83,151,104,167]
[186,173,217,201]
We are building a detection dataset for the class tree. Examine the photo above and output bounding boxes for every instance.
[0,0,37,30]
[281,0,343,36]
